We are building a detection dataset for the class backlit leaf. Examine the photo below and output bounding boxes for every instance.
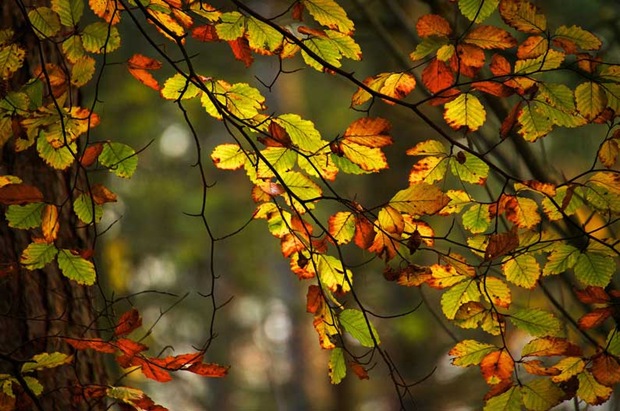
[499,0,547,34]
[342,117,392,147]
[245,16,283,54]
[480,350,514,385]
[28,7,61,39]
[543,243,578,276]
[483,386,522,411]
[441,280,481,320]
[444,93,486,132]
[211,144,246,171]
[509,308,561,337]
[303,0,354,35]
[57,248,96,285]
[422,58,454,94]
[114,308,142,336]
[81,22,120,53]
[458,0,499,23]
[575,81,606,120]
[521,337,582,357]
[416,14,451,38]
[501,195,540,229]
[554,25,601,51]
[20,242,58,270]
[352,72,416,106]
[591,353,620,386]
[550,357,584,383]
[160,73,200,100]
[328,211,355,244]
[36,133,76,170]
[482,277,512,309]
[389,183,448,216]
[281,171,322,203]
[450,339,497,367]
[314,254,351,293]
[41,204,59,242]
[598,139,619,168]
[514,49,565,74]
[99,142,137,178]
[275,114,326,153]
[463,26,516,50]
[71,56,95,87]
[339,141,387,172]
[73,193,103,224]
[517,36,548,59]
[6,203,45,229]
[215,11,245,40]
[187,362,229,378]
[502,254,540,289]
[577,370,612,405]
[450,151,489,184]
[521,378,563,410]
[21,352,72,374]
[0,42,24,80]
[339,308,380,347]
[89,0,122,25]
[409,36,448,61]
[462,203,492,234]
[328,347,346,384]
[573,251,615,287]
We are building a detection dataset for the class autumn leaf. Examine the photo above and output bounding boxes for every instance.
[463,26,517,50]
[416,14,451,38]
[115,308,142,336]
[0,183,44,205]
[578,370,613,405]
[187,361,229,378]
[450,340,497,367]
[499,0,547,34]
[128,54,162,91]
[41,204,59,243]
[389,183,448,216]
[66,337,116,353]
[422,58,454,94]
[480,350,514,385]
[443,93,486,132]
[351,72,416,106]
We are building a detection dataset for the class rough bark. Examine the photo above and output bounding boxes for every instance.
[0,2,106,410]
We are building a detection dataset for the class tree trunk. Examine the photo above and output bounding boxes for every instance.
[0,2,106,410]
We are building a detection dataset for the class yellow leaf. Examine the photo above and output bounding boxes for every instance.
[303,0,355,35]
[499,0,547,34]
[443,93,486,132]
[575,81,607,120]
[352,72,416,106]
[390,183,448,216]
[577,370,612,405]
[41,204,59,243]
[463,25,517,50]
[210,144,246,170]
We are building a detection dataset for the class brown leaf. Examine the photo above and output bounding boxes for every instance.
[91,183,117,205]
[0,184,44,205]
[577,307,612,330]
[80,143,103,167]
[114,308,142,336]
[65,337,116,353]
[485,227,519,261]
[41,204,59,243]
[306,285,322,314]
[350,362,369,380]
[591,353,620,386]
[228,37,253,67]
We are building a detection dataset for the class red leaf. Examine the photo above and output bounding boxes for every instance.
[577,307,612,330]
[422,58,454,94]
[66,337,116,353]
[0,184,44,205]
[228,38,253,67]
[350,362,369,380]
[192,25,218,42]
[80,143,103,167]
[292,2,304,21]
[258,121,292,147]
[306,285,322,314]
[575,286,610,304]
[134,357,172,382]
[128,54,162,70]
[131,393,169,411]
[187,362,229,377]
[472,81,513,97]
[149,353,203,370]
[114,308,142,336]
[116,338,148,357]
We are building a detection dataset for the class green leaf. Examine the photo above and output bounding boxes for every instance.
[28,7,61,39]
[443,93,486,132]
[0,43,26,80]
[57,249,96,285]
[256,147,297,178]
[62,35,85,63]
[222,83,265,119]
[36,133,76,170]
[575,81,606,120]
[517,103,553,142]
[304,0,354,35]
[51,0,83,27]
[606,329,620,356]
[328,347,346,384]
[458,0,499,23]
[484,386,522,411]
[543,243,579,276]
[21,352,72,374]
[6,203,45,229]
[450,339,497,367]
[450,151,489,184]
[577,370,612,405]
[215,11,246,40]
[441,280,481,320]
[160,73,201,101]
[71,56,95,87]
[502,254,540,289]
[521,378,563,411]
[275,114,326,153]
[20,242,58,270]
[509,308,561,337]
[99,142,138,178]
[409,37,448,61]
[73,193,103,224]
[462,203,491,233]
[81,22,121,53]
[280,171,322,202]
[340,141,387,172]
[554,25,601,51]
[574,251,615,287]
[23,376,43,396]
[339,308,380,347]
[245,16,283,53]
[514,49,565,74]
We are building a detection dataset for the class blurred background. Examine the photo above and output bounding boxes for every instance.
[84,0,620,409]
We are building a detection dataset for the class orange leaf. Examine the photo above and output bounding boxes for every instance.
[41,204,59,243]
[522,359,560,376]
[490,54,511,76]
[128,54,162,70]
[472,81,513,97]
[91,183,117,205]
[192,25,219,42]
[480,350,515,385]
[416,14,451,38]
[149,353,203,370]
[500,101,522,138]
[342,117,392,147]
[521,337,582,357]
[0,184,44,205]
[353,215,375,250]
[499,0,547,34]
[228,37,253,67]
[577,307,612,330]
[80,143,103,167]
[306,285,322,314]
[591,353,620,386]
[134,357,172,382]
[114,308,142,336]
[350,362,369,380]
[65,337,116,353]
[89,0,122,25]
[463,26,517,50]
[517,35,548,59]
[384,264,432,287]
[258,121,292,148]
[128,69,160,91]
[187,362,229,377]
[575,286,610,304]
[422,58,454,94]
[115,338,148,357]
